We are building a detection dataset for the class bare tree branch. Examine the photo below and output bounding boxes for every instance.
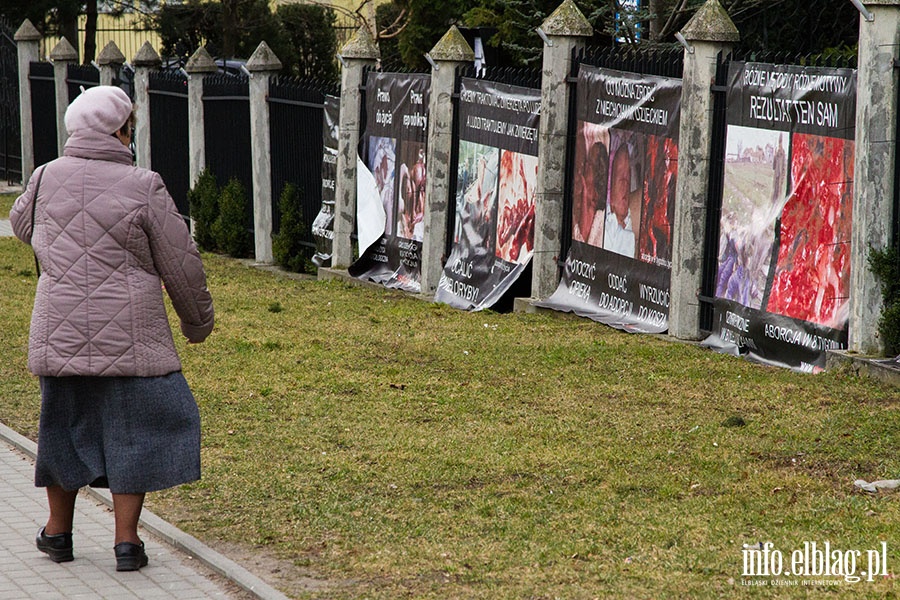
[378,8,408,39]
[657,0,690,40]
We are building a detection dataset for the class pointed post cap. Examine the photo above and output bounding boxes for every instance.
[97,41,126,66]
[246,41,283,73]
[340,25,380,60]
[540,0,593,37]
[133,42,161,67]
[185,46,218,74]
[428,26,475,62]
[680,0,740,43]
[14,19,41,42]
[50,37,78,62]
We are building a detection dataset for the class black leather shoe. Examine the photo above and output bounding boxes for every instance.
[114,541,148,571]
[36,527,73,563]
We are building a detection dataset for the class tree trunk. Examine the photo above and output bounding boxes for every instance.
[647,0,662,40]
[60,16,79,62]
[221,0,239,57]
[84,0,98,64]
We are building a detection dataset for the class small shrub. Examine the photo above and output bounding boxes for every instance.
[212,177,253,258]
[868,244,900,356]
[273,183,314,273]
[188,169,220,252]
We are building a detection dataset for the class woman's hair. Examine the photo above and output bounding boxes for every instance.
[116,111,136,137]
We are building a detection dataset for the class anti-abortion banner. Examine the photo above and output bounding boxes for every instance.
[536,65,682,333]
[349,72,430,292]
[702,61,856,372]
[434,78,541,310]
[311,94,339,268]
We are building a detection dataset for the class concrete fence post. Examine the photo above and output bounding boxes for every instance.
[184,46,217,190]
[420,27,474,295]
[246,42,283,265]
[332,27,379,269]
[132,42,160,170]
[668,0,739,340]
[14,19,41,182]
[50,37,78,156]
[97,41,125,87]
[849,0,900,355]
[530,0,593,302]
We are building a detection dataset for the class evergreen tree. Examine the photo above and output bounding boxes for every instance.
[276,4,339,81]
[187,169,219,253]
[212,177,253,258]
[272,183,312,273]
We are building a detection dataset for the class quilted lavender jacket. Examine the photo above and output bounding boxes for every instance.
[10,129,214,377]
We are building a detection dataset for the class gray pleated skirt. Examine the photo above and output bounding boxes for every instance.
[35,372,201,494]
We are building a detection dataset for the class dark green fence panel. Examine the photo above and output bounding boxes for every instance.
[149,70,189,217]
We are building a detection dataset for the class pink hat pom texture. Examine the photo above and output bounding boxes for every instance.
[64,86,133,135]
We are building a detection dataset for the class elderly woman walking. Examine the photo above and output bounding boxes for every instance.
[10,85,214,572]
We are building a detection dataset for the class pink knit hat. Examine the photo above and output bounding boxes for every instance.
[64,85,133,135]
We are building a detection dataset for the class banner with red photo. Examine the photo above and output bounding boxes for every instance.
[349,73,430,292]
[536,65,682,333]
[702,61,856,372]
[434,78,541,310]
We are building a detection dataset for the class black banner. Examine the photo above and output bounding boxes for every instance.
[349,73,430,292]
[702,61,856,372]
[536,65,682,333]
[311,94,339,268]
[434,78,541,310]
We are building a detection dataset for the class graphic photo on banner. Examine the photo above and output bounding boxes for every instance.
[716,125,785,310]
[604,130,641,259]
[766,133,853,328]
[397,142,426,241]
[368,136,398,238]
[455,141,499,253]
[572,121,609,248]
[496,150,538,264]
[639,134,677,268]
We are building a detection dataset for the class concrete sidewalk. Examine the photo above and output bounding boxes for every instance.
[0,423,288,600]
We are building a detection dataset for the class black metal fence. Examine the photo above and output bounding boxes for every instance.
[30,61,57,168]
[0,19,21,183]
[268,76,339,247]
[202,74,252,223]
[149,70,189,216]
[577,44,684,79]
[66,64,99,102]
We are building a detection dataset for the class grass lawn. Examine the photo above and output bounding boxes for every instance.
[1,190,15,218]
[1,194,899,598]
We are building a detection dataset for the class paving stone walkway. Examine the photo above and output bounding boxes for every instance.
[0,435,247,600]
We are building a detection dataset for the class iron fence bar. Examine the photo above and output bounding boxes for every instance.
[201,96,249,102]
[267,97,325,109]
[148,89,188,99]
[698,50,731,333]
